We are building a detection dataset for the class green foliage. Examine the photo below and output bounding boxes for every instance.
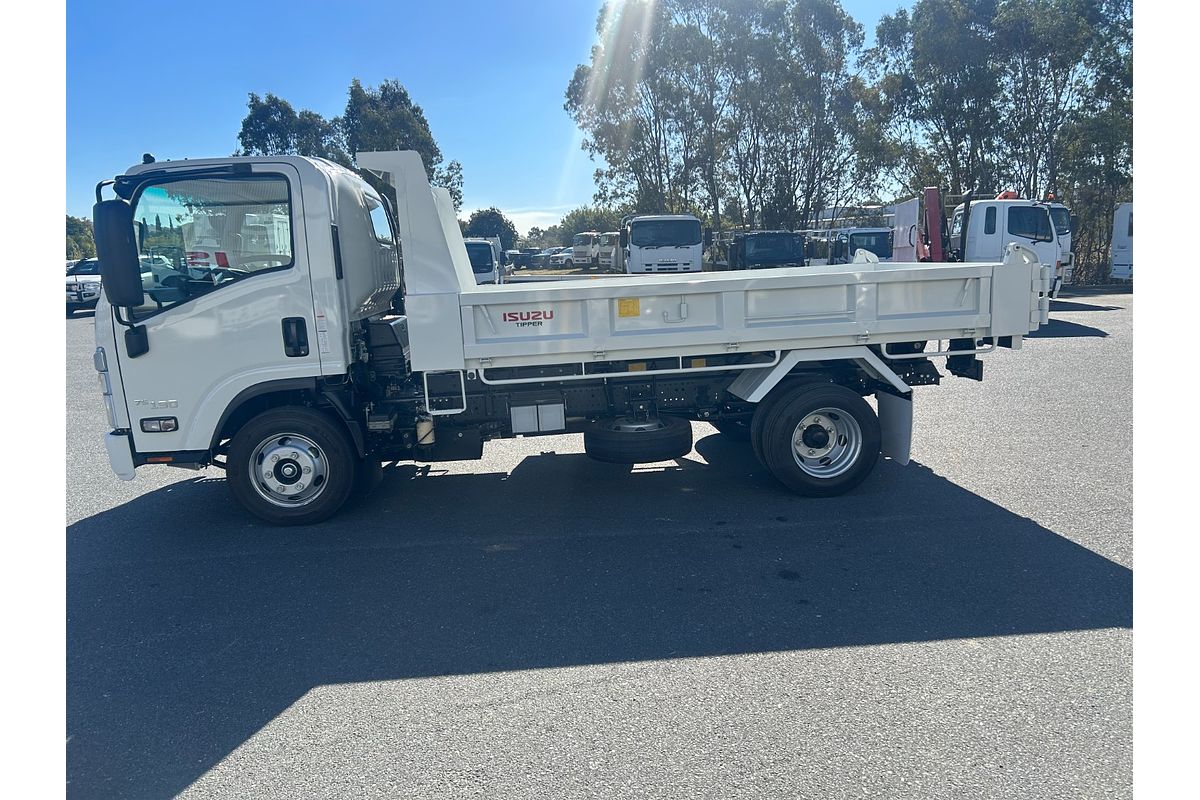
[567,0,886,230]
[66,215,95,260]
[237,93,350,166]
[558,206,627,239]
[234,79,464,211]
[463,208,519,251]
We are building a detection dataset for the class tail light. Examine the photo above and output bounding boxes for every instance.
[215,251,231,268]
[186,251,209,266]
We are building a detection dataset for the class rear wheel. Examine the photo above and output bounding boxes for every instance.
[757,384,880,496]
[584,415,693,464]
[227,406,357,525]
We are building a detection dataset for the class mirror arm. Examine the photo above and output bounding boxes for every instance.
[94,179,115,204]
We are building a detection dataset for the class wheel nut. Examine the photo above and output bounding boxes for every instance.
[296,484,305,491]
[271,454,280,461]
[808,449,815,455]
[303,467,311,474]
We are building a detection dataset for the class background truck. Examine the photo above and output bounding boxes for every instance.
[90,151,1052,525]
[597,231,619,271]
[947,195,1062,293]
[572,231,601,271]
[617,214,707,274]
[727,230,808,269]
[1110,202,1132,281]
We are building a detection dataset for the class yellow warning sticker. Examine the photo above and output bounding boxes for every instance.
[618,298,640,317]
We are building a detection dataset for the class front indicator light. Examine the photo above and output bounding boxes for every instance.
[140,417,178,433]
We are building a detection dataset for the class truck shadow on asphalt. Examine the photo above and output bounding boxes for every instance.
[1027,318,1108,338]
[67,435,1132,799]
[1048,300,1121,313]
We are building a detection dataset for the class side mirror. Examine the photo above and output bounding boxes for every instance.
[619,230,628,248]
[704,227,713,248]
[93,199,145,308]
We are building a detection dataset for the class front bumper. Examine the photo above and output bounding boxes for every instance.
[104,432,137,480]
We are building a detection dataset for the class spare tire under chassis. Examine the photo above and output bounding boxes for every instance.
[583,415,694,464]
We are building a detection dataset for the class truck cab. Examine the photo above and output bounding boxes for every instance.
[620,214,705,274]
[572,231,601,271]
[950,198,1062,291]
[728,230,807,269]
[840,228,893,263]
[597,231,619,272]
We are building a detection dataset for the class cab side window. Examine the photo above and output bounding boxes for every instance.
[129,175,293,318]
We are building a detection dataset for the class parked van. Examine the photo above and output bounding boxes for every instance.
[463,237,506,284]
[1110,202,1132,281]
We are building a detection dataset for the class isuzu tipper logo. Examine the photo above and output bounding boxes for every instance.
[502,309,555,328]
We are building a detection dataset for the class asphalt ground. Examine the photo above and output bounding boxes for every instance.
[66,289,1132,799]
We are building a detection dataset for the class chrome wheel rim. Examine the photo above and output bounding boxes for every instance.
[249,433,329,508]
[790,407,862,478]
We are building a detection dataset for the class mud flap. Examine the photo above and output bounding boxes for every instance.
[875,391,912,466]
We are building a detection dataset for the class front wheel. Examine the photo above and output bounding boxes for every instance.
[227,406,357,525]
[757,384,881,497]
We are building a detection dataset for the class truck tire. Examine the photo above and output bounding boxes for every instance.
[227,406,357,525]
[583,415,693,464]
[749,380,810,467]
[757,384,880,497]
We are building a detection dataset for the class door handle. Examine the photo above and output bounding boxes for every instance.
[281,317,309,357]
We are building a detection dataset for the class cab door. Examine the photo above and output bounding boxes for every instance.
[111,163,324,457]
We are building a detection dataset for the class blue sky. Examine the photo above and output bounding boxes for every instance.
[67,0,897,235]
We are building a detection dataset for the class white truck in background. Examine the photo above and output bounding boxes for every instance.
[947,195,1064,295]
[1110,202,1132,281]
[597,231,619,271]
[616,214,707,274]
[89,150,1052,525]
[572,231,601,271]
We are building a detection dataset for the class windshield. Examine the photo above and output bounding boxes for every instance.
[848,231,892,259]
[465,242,495,274]
[1008,206,1053,241]
[1049,207,1071,236]
[68,260,101,276]
[630,219,701,248]
[573,233,596,246]
[744,234,805,262]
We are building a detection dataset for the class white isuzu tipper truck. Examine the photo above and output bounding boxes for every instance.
[90,151,1051,525]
